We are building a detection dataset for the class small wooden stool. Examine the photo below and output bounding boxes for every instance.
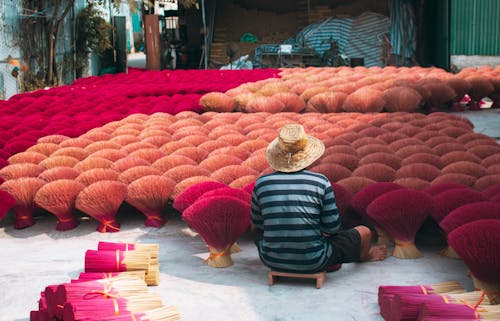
[268,270,327,289]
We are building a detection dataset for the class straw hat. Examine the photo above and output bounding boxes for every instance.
[266,124,325,173]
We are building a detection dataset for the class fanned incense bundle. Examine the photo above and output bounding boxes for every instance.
[62,293,164,321]
[78,305,181,321]
[38,166,80,182]
[84,250,150,273]
[7,151,47,165]
[75,168,120,186]
[126,175,175,227]
[0,177,46,229]
[111,156,151,172]
[172,181,227,213]
[0,163,45,181]
[366,189,434,259]
[182,195,251,268]
[448,219,500,305]
[378,281,465,321]
[34,179,86,231]
[75,181,128,232]
[439,202,500,258]
[431,188,488,223]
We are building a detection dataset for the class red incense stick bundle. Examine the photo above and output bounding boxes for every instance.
[43,284,59,320]
[62,293,164,321]
[378,281,465,321]
[84,250,150,273]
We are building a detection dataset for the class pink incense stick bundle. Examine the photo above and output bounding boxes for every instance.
[76,271,146,282]
[390,291,487,321]
[430,187,488,223]
[53,277,149,319]
[96,241,159,285]
[366,189,434,259]
[126,175,175,227]
[84,250,150,273]
[172,181,227,213]
[78,305,181,321]
[182,195,251,268]
[378,281,465,321]
[62,293,164,321]
[448,219,500,305]
[439,202,500,258]
[417,299,500,320]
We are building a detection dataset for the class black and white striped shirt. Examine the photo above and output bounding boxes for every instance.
[251,170,340,273]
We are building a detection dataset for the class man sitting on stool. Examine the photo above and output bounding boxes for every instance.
[250,124,387,274]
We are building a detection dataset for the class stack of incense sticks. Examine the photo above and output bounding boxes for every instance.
[96,242,160,286]
[378,281,465,320]
[30,242,180,321]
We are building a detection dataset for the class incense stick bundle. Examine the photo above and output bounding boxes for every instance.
[62,293,164,321]
[366,189,433,259]
[391,291,490,321]
[43,284,59,320]
[417,299,500,320]
[0,177,46,229]
[53,277,149,318]
[182,195,251,268]
[84,250,150,273]
[125,175,175,227]
[448,220,500,305]
[96,242,159,285]
[34,179,86,231]
[78,305,181,321]
[378,281,465,321]
[77,271,146,282]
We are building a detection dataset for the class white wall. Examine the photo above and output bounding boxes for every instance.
[451,55,500,70]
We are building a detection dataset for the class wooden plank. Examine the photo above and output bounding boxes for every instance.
[268,271,327,289]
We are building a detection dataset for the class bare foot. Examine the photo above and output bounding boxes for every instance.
[367,245,387,261]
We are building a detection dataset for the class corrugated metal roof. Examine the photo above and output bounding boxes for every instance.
[450,0,500,55]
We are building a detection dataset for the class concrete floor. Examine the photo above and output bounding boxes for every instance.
[1,104,499,321]
[0,211,473,321]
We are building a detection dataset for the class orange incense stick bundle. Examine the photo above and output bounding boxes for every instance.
[62,293,164,321]
[84,250,150,273]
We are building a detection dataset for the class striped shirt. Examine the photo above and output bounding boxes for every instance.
[250,170,340,273]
